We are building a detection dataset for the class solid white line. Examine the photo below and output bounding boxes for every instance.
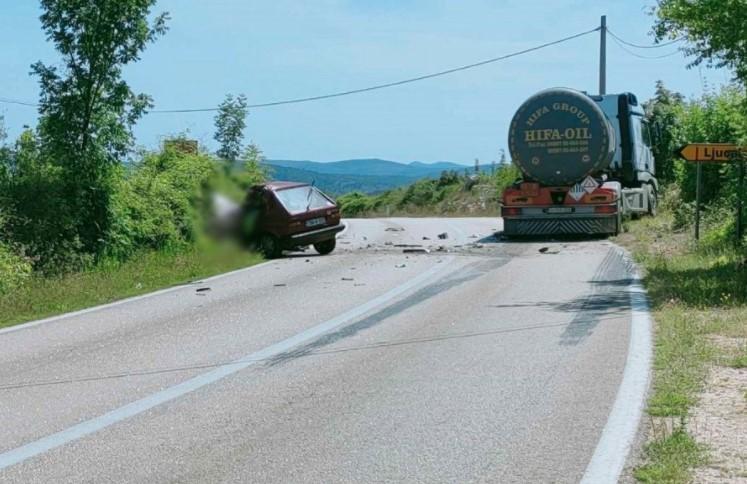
[0,257,455,471]
[580,251,653,484]
[0,261,273,337]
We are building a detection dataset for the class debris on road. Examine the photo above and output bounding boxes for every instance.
[394,244,422,248]
[403,248,430,254]
[385,227,404,232]
[422,236,431,240]
[438,232,448,239]
[273,283,287,287]
[195,287,211,293]
[469,234,479,238]
[539,247,549,253]
[384,241,393,246]
[395,263,406,268]
[341,277,354,281]
[539,247,560,254]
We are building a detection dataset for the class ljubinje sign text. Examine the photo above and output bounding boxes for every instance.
[678,143,747,163]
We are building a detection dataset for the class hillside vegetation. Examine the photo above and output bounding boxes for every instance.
[337,165,520,217]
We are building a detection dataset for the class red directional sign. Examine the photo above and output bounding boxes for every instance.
[678,143,747,163]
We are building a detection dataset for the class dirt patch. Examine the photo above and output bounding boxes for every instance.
[689,339,747,483]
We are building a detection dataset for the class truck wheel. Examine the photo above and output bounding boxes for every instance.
[314,238,336,255]
[259,234,282,259]
[647,184,658,217]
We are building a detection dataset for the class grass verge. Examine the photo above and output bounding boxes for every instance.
[616,211,747,482]
[0,241,263,330]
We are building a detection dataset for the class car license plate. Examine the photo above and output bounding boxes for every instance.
[545,207,573,214]
[305,217,325,227]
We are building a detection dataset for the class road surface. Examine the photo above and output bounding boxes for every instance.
[0,218,647,483]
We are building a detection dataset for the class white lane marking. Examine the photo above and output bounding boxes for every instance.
[0,257,455,470]
[580,250,653,484]
[0,261,273,337]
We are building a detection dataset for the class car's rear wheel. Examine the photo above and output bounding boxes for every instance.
[314,238,336,255]
[259,234,282,259]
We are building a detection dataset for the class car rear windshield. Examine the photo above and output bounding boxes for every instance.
[275,186,335,214]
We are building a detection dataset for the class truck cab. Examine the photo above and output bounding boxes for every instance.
[593,93,657,191]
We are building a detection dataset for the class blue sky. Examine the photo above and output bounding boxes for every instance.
[0,0,732,165]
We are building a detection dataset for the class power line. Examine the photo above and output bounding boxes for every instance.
[154,27,599,112]
[609,34,681,59]
[0,27,599,113]
[606,27,682,49]
[0,97,37,107]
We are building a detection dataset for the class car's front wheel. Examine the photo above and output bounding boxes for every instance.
[259,234,282,259]
[314,238,336,255]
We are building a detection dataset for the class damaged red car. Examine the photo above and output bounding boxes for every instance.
[241,182,345,258]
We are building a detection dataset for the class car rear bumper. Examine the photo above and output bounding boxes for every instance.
[503,215,618,236]
[285,223,345,247]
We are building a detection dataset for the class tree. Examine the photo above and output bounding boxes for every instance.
[32,0,169,255]
[234,143,267,189]
[644,81,685,183]
[653,0,747,87]
[214,94,248,164]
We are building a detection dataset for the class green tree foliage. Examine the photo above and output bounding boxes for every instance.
[654,0,747,87]
[644,81,685,184]
[31,0,168,256]
[214,94,248,164]
[106,146,216,260]
[236,143,267,189]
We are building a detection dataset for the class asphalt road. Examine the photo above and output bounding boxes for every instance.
[0,218,644,483]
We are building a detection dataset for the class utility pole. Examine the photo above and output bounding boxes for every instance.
[599,15,607,95]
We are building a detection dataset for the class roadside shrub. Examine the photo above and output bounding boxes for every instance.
[0,242,31,295]
[105,148,216,260]
[338,192,372,217]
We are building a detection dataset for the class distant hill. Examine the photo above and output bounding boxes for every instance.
[262,158,471,195]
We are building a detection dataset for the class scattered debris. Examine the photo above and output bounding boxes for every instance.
[403,248,430,254]
[437,232,448,239]
[362,236,367,240]
[340,241,351,244]
[273,283,286,287]
[422,236,431,240]
[395,263,407,268]
[539,247,549,253]
[354,283,366,287]
[305,259,310,262]
[195,287,211,293]
[539,247,560,254]
[384,241,393,246]
[394,244,422,248]
[472,243,484,249]
[385,227,404,232]
[469,234,479,238]
[341,277,354,281]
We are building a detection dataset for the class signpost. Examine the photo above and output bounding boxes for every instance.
[678,143,746,244]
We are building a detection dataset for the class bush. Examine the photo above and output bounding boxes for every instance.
[0,242,31,295]
[338,192,373,217]
[105,148,217,260]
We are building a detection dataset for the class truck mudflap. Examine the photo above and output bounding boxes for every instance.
[503,215,618,236]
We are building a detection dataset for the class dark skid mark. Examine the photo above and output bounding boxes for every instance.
[265,257,509,367]
[559,248,633,346]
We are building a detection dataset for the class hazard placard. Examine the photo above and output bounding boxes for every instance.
[569,183,585,201]
[581,176,599,194]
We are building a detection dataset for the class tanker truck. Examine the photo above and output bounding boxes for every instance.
[501,87,658,236]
